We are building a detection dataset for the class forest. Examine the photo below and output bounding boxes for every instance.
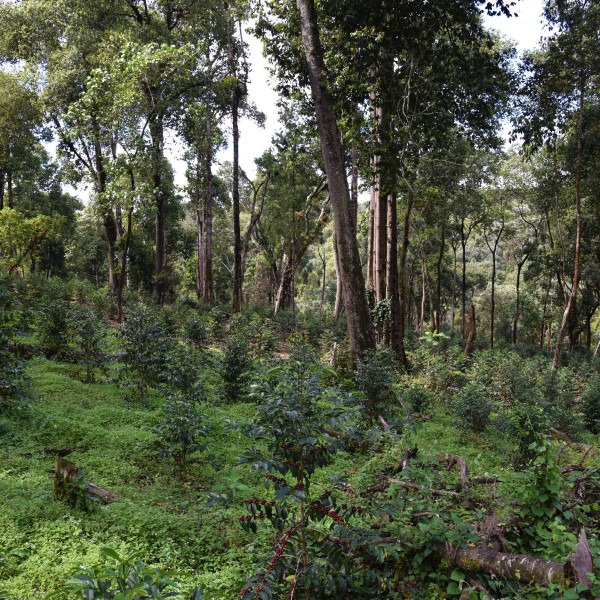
[1,0,600,598]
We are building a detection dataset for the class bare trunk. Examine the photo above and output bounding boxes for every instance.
[204,111,214,304]
[553,81,584,370]
[296,0,375,356]
[386,193,402,360]
[465,303,476,357]
[7,169,13,209]
[228,8,243,314]
[420,259,426,336]
[461,220,467,338]
[512,261,523,344]
[490,252,496,349]
[435,216,446,332]
[397,192,413,367]
[196,201,205,302]
[333,234,343,322]
[149,113,166,304]
[319,246,326,315]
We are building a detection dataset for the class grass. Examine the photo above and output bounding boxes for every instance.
[1,350,589,599]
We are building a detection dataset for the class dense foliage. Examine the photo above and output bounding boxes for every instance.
[2,0,600,598]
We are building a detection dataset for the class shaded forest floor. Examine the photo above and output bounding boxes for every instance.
[2,336,600,599]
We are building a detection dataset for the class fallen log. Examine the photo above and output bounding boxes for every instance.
[550,429,596,455]
[440,529,593,588]
[439,542,567,585]
[54,456,120,505]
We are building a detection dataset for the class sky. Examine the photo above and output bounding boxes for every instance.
[61,0,548,202]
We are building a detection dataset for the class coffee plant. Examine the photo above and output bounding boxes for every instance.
[47,547,204,600]
[402,385,433,414]
[151,347,209,480]
[238,339,389,598]
[220,336,253,403]
[37,297,71,357]
[70,306,106,383]
[151,391,208,481]
[118,305,172,402]
[453,383,492,433]
[355,348,396,419]
[0,282,29,414]
[582,375,600,434]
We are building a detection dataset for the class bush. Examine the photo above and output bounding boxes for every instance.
[37,297,71,357]
[505,396,549,469]
[152,391,208,481]
[539,367,583,435]
[403,385,433,414]
[220,337,253,403]
[454,383,492,433]
[48,547,203,600]
[582,375,600,434]
[238,341,379,599]
[118,304,172,402]
[355,348,396,419]
[70,306,106,383]
[89,287,115,318]
[181,313,210,350]
[0,282,29,414]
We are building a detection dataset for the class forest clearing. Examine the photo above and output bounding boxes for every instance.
[1,0,600,598]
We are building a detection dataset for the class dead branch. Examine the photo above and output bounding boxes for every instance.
[438,454,469,490]
[550,429,596,455]
[387,477,460,497]
[569,528,593,588]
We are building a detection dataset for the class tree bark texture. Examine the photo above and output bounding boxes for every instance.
[296,0,375,356]
[553,81,585,369]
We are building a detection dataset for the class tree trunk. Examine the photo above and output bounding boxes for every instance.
[7,168,13,209]
[490,250,496,349]
[461,220,467,339]
[275,258,293,313]
[485,222,504,350]
[465,303,476,357]
[333,234,343,322]
[386,193,402,360]
[228,6,243,314]
[204,111,214,305]
[512,261,523,344]
[319,246,326,315]
[397,192,413,367]
[439,543,566,586]
[196,194,205,302]
[296,0,375,356]
[116,206,133,324]
[0,170,4,210]
[420,258,426,336]
[553,81,585,370]
[350,145,358,230]
[435,215,446,332]
[149,112,167,304]
[367,183,375,290]
[92,122,118,297]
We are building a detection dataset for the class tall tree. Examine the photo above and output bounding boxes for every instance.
[517,0,600,368]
